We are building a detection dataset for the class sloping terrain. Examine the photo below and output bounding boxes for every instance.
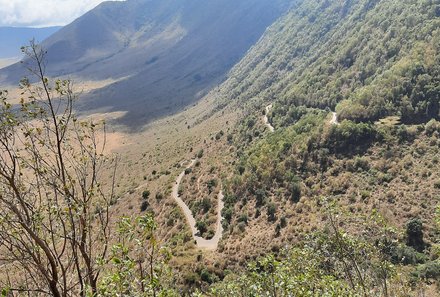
[0,0,439,295]
[138,0,438,293]
[206,0,440,253]
[1,0,293,127]
[87,1,439,293]
[219,0,439,123]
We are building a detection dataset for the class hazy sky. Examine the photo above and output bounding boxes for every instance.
[0,0,125,27]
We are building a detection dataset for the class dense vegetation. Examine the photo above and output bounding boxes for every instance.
[208,204,440,297]
[221,0,439,124]
[204,0,440,294]
[1,0,439,296]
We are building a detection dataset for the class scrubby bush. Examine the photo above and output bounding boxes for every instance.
[200,197,212,213]
[324,121,377,153]
[275,223,282,237]
[196,221,208,235]
[237,222,247,233]
[207,179,218,193]
[215,130,224,140]
[287,182,301,203]
[222,207,233,223]
[237,213,248,224]
[411,261,440,281]
[140,200,149,212]
[238,165,245,175]
[425,119,440,136]
[280,216,287,228]
[406,218,425,252]
[267,203,277,222]
[390,245,428,265]
[255,188,266,207]
[200,268,215,284]
[142,190,150,200]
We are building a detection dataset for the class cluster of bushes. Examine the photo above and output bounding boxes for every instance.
[323,120,378,153]
[268,105,326,128]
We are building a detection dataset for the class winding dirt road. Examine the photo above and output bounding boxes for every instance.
[331,111,339,125]
[172,160,224,250]
[168,107,337,250]
[263,104,275,132]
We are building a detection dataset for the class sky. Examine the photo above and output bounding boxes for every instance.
[0,0,125,27]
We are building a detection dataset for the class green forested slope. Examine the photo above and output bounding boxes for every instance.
[221,0,439,124]
[217,0,440,224]
[201,1,440,295]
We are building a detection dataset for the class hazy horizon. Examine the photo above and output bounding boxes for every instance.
[0,0,125,27]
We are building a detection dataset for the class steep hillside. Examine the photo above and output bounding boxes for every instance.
[1,0,438,295]
[1,0,293,127]
[90,0,439,293]
[159,0,440,294]
[219,0,439,124]
[200,0,440,255]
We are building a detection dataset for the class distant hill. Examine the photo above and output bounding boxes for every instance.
[0,0,293,127]
[0,26,61,59]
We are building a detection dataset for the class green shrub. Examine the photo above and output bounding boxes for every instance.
[207,179,218,193]
[237,222,246,233]
[275,223,282,237]
[196,221,208,235]
[166,218,174,227]
[222,207,233,223]
[406,218,425,252]
[215,130,224,140]
[237,213,248,224]
[288,182,301,203]
[390,245,428,265]
[201,197,212,213]
[425,119,440,136]
[267,203,277,222]
[324,121,377,153]
[354,157,370,171]
[411,261,440,281]
[142,190,150,200]
[255,188,266,207]
[238,165,245,175]
[200,269,214,284]
[206,229,215,240]
[140,201,149,212]
[155,192,164,200]
[280,216,287,228]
